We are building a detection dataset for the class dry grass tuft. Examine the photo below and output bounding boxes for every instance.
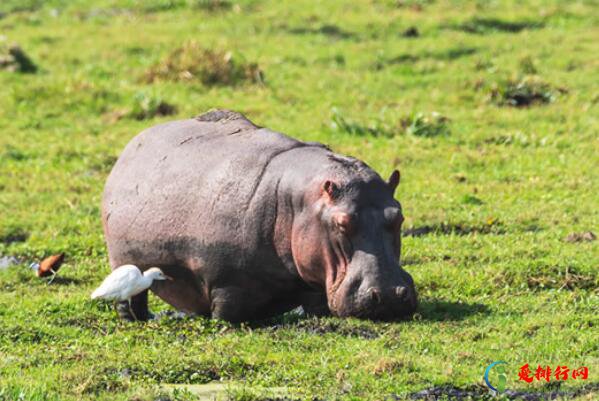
[143,42,263,86]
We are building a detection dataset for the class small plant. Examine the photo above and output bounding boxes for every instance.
[330,108,390,136]
[128,92,177,120]
[143,42,263,86]
[519,55,538,74]
[401,112,450,137]
[490,76,558,107]
[402,26,420,38]
[193,0,232,12]
[0,43,37,73]
[462,194,484,205]
[331,109,450,138]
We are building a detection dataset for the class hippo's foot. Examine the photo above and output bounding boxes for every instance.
[116,290,151,322]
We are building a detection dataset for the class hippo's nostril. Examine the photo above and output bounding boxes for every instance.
[395,286,407,300]
[368,287,381,304]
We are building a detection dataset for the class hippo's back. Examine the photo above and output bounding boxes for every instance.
[102,110,306,267]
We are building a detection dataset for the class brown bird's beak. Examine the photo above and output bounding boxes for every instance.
[164,275,174,281]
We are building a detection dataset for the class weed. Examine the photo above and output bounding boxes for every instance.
[0,43,37,73]
[143,42,263,86]
[331,109,450,138]
[372,357,415,376]
[519,55,538,74]
[330,108,391,137]
[482,131,550,147]
[0,0,45,15]
[128,92,177,120]
[462,194,483,205]
[489,76,559,107]
[402,26,420,38]
[564,232,596,243]
[401,112,450,137]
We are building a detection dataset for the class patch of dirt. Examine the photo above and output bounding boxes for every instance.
[564,231,596,243]
[0,228,29,244]
[455,17,545,34]
[286,24,355,40]
[405,382,599,400]
[375,47,477,69]
[111,364,220,385]
[293,319,379,339]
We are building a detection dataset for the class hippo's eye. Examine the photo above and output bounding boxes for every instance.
[384,208,403,232]
[332,212,355,235]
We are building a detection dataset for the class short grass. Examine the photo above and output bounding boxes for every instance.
[0,0,597,400]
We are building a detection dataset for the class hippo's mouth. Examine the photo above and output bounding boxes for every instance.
[331,291,417,321]
[325,237,353,313]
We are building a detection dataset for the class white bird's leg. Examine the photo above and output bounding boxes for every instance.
[128,299,139,321]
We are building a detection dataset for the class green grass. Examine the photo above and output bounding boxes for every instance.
[0,0,598,400]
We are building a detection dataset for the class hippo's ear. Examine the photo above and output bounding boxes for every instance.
[388,169,401,191]
[323,180,340,201]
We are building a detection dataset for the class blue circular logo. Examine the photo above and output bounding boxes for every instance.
[484,361,507,393]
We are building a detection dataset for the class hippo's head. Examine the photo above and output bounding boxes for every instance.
[292,156,417,320]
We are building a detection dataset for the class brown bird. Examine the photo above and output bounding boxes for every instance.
[36,253,65,279]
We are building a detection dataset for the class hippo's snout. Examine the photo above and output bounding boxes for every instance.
[358,284,417,320]
[332,268,418,321]
[367,286,410,304]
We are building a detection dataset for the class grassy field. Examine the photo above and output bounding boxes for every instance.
[0,0,598,400]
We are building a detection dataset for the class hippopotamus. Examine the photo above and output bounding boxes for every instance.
[102,110,417,322]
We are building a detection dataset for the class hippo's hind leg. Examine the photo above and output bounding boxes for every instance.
[150,266,211,317]
[116,291,150,321]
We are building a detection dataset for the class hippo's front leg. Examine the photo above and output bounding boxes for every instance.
[210,285,299,322]
[211,287,257,323]
[300,291,331,317]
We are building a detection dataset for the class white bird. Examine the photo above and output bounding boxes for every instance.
[91,264,172,320]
